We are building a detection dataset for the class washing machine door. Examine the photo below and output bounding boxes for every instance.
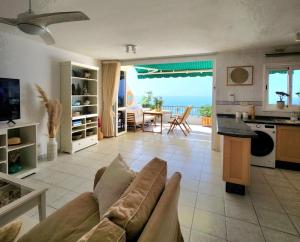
[251,131,274,157]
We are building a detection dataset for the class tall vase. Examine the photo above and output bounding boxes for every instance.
[47,137,57,161]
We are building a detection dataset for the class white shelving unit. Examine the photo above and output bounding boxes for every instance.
[0,123,38,178]
[60,61,99,153]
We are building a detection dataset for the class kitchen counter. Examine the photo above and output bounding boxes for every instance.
[216,116,256,138]
[218,114,300,126]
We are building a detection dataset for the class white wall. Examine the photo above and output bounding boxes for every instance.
[215,51,300,117]
[0,31,99,157]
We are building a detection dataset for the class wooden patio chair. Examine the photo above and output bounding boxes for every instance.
[168,106,192,136]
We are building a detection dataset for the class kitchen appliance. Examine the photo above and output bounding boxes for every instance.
[247,123,276,168]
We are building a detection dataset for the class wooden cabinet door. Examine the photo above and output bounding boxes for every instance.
[276,126,300,163]
[222,136,251,185]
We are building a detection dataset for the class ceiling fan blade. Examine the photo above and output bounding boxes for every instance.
[40,28,55,45]
[0,17,18,26]
[25,11,89,26]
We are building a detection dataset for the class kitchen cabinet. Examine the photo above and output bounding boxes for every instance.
[222,136,251,187]
[276,125,300,163]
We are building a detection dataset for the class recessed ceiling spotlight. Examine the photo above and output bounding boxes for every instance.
[296,32,300,42]
[126,44,136,54]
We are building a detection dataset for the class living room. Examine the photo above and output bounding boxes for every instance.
[1,1,300,242]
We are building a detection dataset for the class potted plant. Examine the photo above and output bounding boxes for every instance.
[153,96,163,112]
[36,84,62,161]
[199,105,212,127]
[275,91,289,109]
[141,91,154,109]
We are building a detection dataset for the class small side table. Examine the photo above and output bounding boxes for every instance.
[142,111,163,134]
[0,173,48,227]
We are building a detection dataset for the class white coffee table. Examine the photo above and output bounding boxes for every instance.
[0,173,48,227]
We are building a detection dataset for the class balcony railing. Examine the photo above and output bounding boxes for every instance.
[162,105,201,117]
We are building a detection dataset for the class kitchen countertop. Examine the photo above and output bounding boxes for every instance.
[216,116,257,138]
[218,114,300,126]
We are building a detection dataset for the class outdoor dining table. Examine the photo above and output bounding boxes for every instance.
[142,111,163,134]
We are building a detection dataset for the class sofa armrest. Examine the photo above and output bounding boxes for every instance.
[94,167,107,189]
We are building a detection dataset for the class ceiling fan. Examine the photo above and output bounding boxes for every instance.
[0,0,89,45]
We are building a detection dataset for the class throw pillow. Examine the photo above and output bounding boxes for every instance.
[0,219,22,242]
[77,218,126,242]
[93,154,135,216]
[104,157,167,242]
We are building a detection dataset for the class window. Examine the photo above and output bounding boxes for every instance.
[265,65,300,109]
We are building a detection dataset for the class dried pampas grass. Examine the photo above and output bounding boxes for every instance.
[35,84,62,138]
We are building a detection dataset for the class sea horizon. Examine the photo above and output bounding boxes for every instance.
[135,95,212,107]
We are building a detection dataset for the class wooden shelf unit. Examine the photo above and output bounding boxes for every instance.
[0,123,38,178]
[60,61,99,153]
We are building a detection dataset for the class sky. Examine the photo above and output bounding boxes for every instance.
[126,66,213,97]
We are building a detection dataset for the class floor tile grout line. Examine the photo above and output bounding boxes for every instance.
[248,186,267,242]
[263,171,300,237]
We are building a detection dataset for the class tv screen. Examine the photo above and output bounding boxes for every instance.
[0,78,20,122]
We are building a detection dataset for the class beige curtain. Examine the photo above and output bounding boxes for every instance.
[101,61,121,137]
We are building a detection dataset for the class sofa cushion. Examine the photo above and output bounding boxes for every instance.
[18,192,99,242]
[77,218,126,242]
[104,157,167,242]
[0,219,22,242]
[94,154,135,216]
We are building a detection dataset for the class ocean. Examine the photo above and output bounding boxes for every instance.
[135,96,212,107]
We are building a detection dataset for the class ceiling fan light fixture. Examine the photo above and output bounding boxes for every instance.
[17,23,45,35]
[296,32,300,42]
[126,44,136,54]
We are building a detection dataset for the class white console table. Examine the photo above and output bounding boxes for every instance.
[0,123,38,179]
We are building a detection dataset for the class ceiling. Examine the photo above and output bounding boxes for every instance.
[0,0,300,60]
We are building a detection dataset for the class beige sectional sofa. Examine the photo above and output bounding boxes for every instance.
[18,159,183,242]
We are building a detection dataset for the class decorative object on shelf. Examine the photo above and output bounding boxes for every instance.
[76,83,82,95]
[72,120,82,126]
[8,137,21,146]
[72,133,82,140]
[84,71,91,78]
[227,66,253,86]
[72,83,76,95]
[82,83,88,95]
[72,111,81,117]
[35,84,62,161]
[86,130,95,136]
[8,150,22,174]
[275,91,289,109]
[73,101,81,106]
[84,100,90,105]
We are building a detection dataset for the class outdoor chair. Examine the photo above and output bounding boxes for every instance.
[168,106,192,136]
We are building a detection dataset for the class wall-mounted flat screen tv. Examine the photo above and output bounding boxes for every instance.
[0,78,20,122]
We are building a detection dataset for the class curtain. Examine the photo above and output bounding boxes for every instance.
[101,61,120,137]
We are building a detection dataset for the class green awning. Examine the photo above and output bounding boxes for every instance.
[135,60,213,79]
[268,70,288,74]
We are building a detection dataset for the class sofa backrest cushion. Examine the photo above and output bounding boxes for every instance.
[137,172,183,242]
[77,218,126,242]
[104,157,167,242]
[93,154,135,217]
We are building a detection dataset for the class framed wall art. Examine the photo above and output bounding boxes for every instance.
[227,66,253,86]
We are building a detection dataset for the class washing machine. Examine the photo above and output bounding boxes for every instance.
[246,123,276,168]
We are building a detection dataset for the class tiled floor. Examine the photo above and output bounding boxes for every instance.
[21,125,300,242]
